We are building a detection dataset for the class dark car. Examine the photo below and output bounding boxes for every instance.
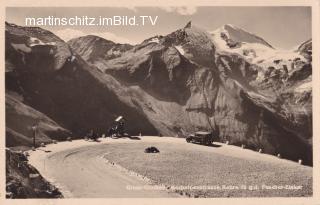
[186,131,214,145]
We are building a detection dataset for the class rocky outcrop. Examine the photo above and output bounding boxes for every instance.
[297,39,312,61]
[6,148,63,198]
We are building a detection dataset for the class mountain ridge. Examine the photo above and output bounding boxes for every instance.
[5,22,313,165]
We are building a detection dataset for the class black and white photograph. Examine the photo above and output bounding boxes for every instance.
[3,1,319,202]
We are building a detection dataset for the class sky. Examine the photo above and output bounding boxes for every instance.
[6,7,311,49]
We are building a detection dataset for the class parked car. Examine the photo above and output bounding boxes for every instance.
[186,131,214,145]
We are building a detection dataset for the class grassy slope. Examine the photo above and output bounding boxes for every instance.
[103,140,312,197]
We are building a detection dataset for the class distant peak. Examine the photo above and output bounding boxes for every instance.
[79,35,116,44]
[217,24,274,49]
[223,24,237,29]
[222,24,242,31]
[184,21,192,29]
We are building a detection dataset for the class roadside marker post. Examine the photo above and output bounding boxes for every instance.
[31,124,37,149]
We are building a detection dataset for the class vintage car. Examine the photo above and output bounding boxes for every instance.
[186,131,214,145]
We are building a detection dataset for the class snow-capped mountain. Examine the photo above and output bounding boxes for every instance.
[5,21,313,165]
[210,24,309,81]
[212,24,273,48]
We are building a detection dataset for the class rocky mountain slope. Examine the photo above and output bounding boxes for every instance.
[5,22,157,148]
[6,93,70,147]
[5,22,312,165]
[68,35,133,62]
[68,22,312,165]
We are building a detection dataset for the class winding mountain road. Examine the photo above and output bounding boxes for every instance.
[28,137,312,198]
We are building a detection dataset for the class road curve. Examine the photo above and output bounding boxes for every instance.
[28,139,178,198]
[28,137,312,198]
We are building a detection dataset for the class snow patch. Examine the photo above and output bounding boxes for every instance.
[175,45,185,55]
[295,81,312,93]
[11,43,32,53]
[107,48,121,56]
[29,37,56,47]
[67,55,76,63]
[210,27,307,83]
[224,24,237,30]
[247,91,270,101]
[255,69,265,82]
[148,37,159,44]
[233,80,244,89]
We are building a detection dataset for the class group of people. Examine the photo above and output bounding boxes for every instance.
[108,121,125,138]
[85,116,126,141]
[86,129,99,141]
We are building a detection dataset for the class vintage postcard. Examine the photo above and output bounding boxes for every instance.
[1,0,319,204]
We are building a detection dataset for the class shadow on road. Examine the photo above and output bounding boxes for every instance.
[128,136,141,140]
[192,143,222,148]
[37,148,52,153]
[108,136,141,140]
